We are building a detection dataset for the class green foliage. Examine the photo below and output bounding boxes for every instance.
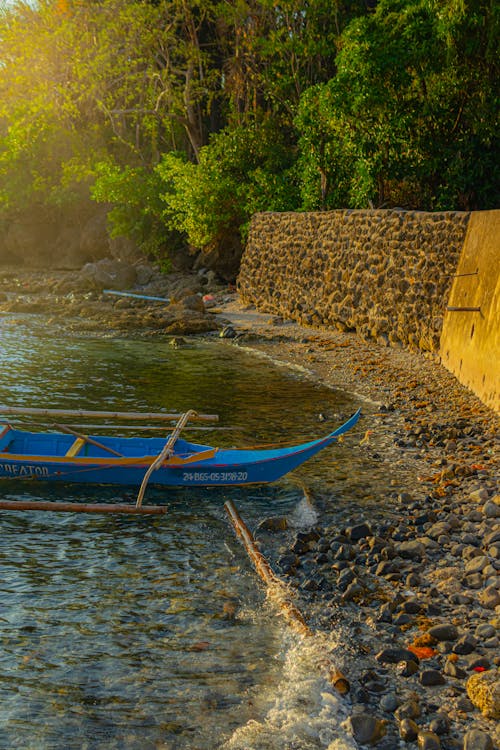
[296,0,499,211]
[157,120,299,251]
[0,0,497,269]
[91,161,171,260]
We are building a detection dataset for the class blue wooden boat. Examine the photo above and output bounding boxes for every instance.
[0,409,361,489]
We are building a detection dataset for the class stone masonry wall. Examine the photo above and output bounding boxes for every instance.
[238,209,471,353]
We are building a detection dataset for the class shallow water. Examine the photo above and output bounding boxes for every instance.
[0,316,368,749]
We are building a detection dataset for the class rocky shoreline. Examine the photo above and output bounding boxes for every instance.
[0,265,498,750]
[218,303,499,750]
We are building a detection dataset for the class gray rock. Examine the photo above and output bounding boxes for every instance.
[419,669,446,686]
[444,660,466,679]
[347,522,373,541]
[475,623,496,639]
[428,713,449,735]
[376,647,419,665]
[396,540,426,559]
[379,692,399,712]
[346,713,386,745]
[464,555,490,574]
[417,729,441,749]
[469,488,489,503]
[478,585,500,609]
[463,572,484,589]
[483,500,500,518]
[397,659,419,677]
[428,623,458,642]
[399,718,418,741]
[427,521,451,539]
[463,728,494,750]
[394,699,421,721]
[452,634,477,655]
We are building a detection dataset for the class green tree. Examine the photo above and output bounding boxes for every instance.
[157,118,298,276]
[296,0,499,210]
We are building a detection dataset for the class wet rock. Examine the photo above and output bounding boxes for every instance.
[347,522,373,542]
[256,516,288,533]
[168,336,188,347]
[452,634,477,655]
[483,500,500,518]
[346,713,386,745]
[469,488,489,503]
[419,669,446,686]
[219,325,237,339]
[427,624,459,642]
[428,713,449,735]
[395,699,421,721]
[399,718,418,741]
[276,553,300,574]
[397,659,419,677]
[417,729,441,749]
[379,692,399,712]
[81,258,137,291]
[376,648,419,665]
[341,580,365,601]
[463,728,494,750]
[478,585,500,610]
[444,661,466,679]
[396,540,426,560]
[466,669,500,718]
[181,293,204,312]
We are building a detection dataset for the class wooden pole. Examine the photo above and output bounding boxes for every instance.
[0,406,219,422]
[136,410,195,507]
[55,424,124,457]
[0,500,167,515]
[224,499,350,694]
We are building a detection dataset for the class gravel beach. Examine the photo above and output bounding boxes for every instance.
[216,296,499,750]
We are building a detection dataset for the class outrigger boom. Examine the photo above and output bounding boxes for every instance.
[0,406,219,422]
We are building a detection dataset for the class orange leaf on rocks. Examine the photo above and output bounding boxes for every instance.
[407,645,436,660]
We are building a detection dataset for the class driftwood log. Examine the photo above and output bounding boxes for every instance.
[224,499,349,694]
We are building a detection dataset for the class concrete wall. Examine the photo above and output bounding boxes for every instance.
[237,208,499,412]
[440,211,500,413]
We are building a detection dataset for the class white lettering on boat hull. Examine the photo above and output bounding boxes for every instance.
[0,463,50,478]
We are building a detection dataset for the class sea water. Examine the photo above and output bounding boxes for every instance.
[0,315,367,749]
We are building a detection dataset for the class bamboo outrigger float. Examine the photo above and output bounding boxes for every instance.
[0,406,361,514]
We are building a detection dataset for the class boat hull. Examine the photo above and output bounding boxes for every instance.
[0,410,361,488]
